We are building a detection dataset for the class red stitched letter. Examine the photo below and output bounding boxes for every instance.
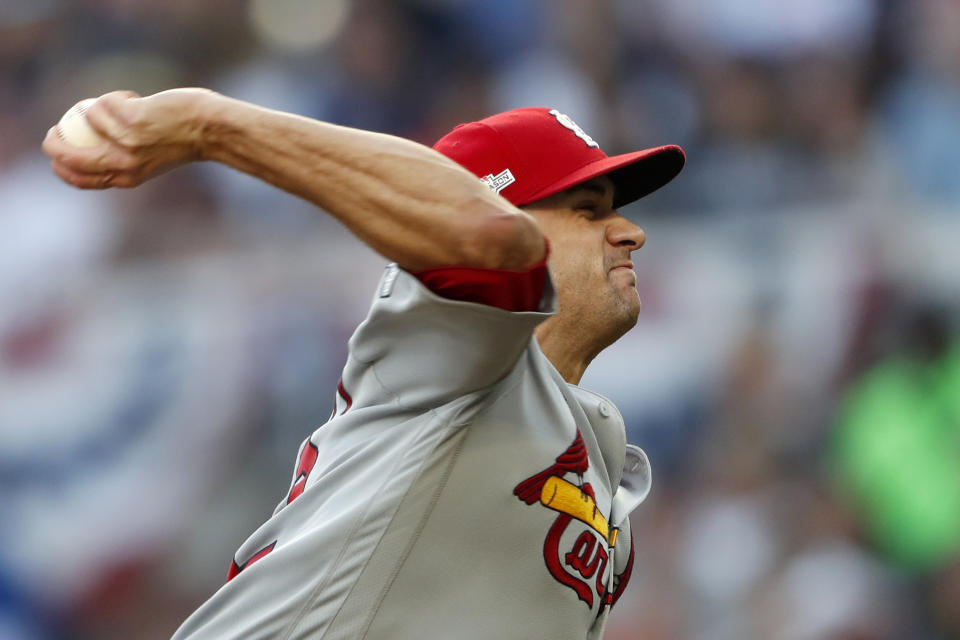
[287,440,319,504]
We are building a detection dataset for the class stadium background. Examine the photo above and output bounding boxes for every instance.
[3,0,960,638]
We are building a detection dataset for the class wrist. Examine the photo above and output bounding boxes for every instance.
[192,90,233,162]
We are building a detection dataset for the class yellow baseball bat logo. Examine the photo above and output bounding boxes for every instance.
[540,476,617,546]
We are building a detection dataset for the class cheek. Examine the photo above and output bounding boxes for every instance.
[550,243,600,288]
[560,230,605,268]
[540,220,606,285]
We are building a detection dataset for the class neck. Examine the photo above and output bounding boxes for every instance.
[534,317,605,385]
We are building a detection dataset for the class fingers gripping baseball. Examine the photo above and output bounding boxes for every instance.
[84,90,142,143]
[43,88,214,189]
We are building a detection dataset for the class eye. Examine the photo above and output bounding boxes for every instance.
[575,201,600,216]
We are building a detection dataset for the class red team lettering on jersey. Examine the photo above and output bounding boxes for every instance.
[514,431,633,610]
[287,440,319,504]
[229,378,356,581]
[289,379,351,504]
[227,541,277,582]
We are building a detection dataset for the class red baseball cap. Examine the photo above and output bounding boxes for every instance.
[432,107,685,209]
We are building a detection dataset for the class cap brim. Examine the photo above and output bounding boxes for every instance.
[520,145,685,209]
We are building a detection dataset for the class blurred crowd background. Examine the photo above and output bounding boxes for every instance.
[2,0,960,638]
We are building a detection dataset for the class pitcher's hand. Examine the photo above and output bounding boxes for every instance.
[42,88,217,189]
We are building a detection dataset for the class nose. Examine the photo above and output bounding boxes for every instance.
[607,215,646,251]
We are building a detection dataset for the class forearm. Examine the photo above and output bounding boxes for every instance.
[198,95,543,271]
[44,89,544,271]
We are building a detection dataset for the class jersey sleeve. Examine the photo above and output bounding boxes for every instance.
[413,251,549,312]
[344,261,556,409]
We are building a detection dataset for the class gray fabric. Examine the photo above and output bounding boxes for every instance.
[173,266,650,640]
[321,428,468,640]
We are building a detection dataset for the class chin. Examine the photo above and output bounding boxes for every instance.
[623,300,641,327]
[625,285,642,315]
[611,290,641,332]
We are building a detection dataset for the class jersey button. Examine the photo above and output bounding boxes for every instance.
[597,401,611,418]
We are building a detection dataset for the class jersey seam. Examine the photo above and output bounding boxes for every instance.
[277,409,442,640]
[277,478,385,640]
[316,360,522,636]
[355,428,467,638]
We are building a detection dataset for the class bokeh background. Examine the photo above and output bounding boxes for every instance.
[3,0,960,638]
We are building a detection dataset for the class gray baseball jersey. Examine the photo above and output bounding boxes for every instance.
[173,264,652,640]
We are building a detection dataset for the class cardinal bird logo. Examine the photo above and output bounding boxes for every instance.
[514,430,631,610]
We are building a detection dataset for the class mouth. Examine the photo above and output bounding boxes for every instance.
[609,262,634,274]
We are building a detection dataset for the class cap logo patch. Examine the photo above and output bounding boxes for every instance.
[481,168,516,194]
[549,109,599,148]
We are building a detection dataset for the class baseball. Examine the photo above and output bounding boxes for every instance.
[56,99,104,147]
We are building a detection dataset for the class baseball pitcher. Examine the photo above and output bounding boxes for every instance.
[43,90,684,639]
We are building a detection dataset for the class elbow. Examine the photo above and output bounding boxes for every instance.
[459,206,545,271]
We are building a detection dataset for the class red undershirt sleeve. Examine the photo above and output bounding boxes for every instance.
[413,241,550,312]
